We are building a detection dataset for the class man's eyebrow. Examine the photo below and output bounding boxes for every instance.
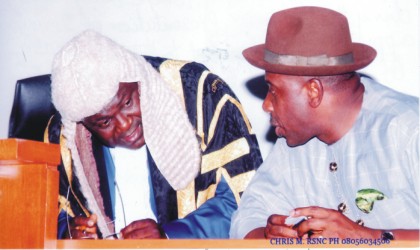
[96,116,110,122]
[86,116,109,127]
[101,90,129,113]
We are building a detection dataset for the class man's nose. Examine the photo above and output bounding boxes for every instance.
[115,113,131,131]
[262,94,273,113]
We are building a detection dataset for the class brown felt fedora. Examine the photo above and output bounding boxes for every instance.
[243,6,376,76]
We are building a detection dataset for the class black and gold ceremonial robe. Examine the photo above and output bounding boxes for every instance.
[46,56,262,238]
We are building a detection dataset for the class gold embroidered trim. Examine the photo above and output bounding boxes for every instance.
[60,128,90,216]
[197,183,217,208]
[211,79,223,93]
[44,116,53,143]
[176,181,196,219]
[60,135,72,183]
[230,170,256,204]
[59,195,75,217]
[219,168,241,205]
[197,167,243,206]
[207,94,253,146]
[160,59,200,219]
[196,169,222,208]
[197,70,211,151]
[201,137,250,174]
[44,118,90,216]
[158,59,189,110]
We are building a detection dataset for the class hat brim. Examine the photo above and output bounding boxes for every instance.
[243,43,376,76]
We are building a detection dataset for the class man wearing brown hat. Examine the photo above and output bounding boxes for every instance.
[230,6,419,241]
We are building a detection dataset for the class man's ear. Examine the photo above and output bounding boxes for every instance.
[305,78,323,108]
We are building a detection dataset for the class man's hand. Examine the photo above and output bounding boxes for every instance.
[292,206,377,239]
[264,214,299,238]
[67,214,98,239]
[120,219,167,239]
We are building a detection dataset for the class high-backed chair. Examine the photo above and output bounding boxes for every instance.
[8,75,56,142]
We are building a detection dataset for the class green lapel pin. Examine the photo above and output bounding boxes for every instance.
[355,188,386,214]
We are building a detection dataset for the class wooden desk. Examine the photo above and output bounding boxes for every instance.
[0,139,60,249]
[0,139,418,249]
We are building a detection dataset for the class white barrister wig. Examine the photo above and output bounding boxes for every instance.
[51,30,201,236]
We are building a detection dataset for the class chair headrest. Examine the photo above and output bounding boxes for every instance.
[8,74,56,142]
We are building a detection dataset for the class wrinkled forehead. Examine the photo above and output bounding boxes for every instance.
[82,82,139,122]
[265,72,308,86]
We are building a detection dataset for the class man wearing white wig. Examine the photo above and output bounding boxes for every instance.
[45,30,262,239]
